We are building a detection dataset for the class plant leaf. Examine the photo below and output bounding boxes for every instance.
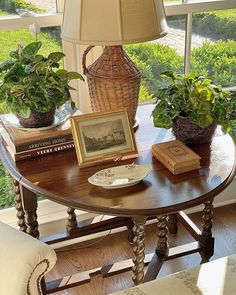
[22,42,42,59]
[48,52,65,62]
[66,72,84,81]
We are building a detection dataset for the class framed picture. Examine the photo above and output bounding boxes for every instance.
[70,110,138,166]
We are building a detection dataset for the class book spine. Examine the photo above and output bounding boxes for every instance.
[152,144,200,169]
[0,114,72,146]
[152,149,175,174]
[153,150,200,175]
[14,134,73,152]
[172,164,200,175]
[13,142,75,161]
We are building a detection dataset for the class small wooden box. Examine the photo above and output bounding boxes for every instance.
[152,140,201,175]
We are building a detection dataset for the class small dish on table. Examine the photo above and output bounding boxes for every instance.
[88,164,152,189]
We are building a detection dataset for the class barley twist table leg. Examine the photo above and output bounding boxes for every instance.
[132,216,146,286]
[156,215,168,255]
[127,220,135,244]
[13,179,27,232]
[25,208,39,238]
[66,207,77,233]
[200,198,214,263]
[20,185,39,239]
[144,215,168,282]
[167,213,178,234]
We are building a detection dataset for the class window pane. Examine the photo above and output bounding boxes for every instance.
[0,26,62,63]
[0,0,57,16]
[125,16,185,102]
[191,9,236,87]
[158,16,186,56]
[25,0,57,13]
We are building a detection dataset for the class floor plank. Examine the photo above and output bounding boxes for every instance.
[46,204,236,295]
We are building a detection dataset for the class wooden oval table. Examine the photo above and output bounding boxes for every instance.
[1,104,236,293]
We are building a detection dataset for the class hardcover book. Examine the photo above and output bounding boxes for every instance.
[0,115,72,144]
[1,127,73,153]
[2,137,75,162]
[0,107,81,153]
[152,140,201,175]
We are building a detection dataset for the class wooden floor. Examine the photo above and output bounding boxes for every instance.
[46,204,236,295]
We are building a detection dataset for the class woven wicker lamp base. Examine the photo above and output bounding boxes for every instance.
[82,46,141,124]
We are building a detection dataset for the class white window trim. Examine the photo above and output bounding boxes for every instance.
[165,0,236,16]
[0,13,62,30]
[0,0,234,30]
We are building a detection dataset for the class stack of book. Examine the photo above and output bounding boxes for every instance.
[152,140,201,175]
[0,106,79,162]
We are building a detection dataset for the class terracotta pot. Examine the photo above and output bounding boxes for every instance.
[17,107,56,128]
[172,116,217,145]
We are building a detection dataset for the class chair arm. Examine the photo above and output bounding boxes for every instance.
[0,221,57,295]
[110,254,236,295]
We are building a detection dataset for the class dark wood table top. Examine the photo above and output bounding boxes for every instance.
[1,104,236,217]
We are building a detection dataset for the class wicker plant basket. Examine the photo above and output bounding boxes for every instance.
[82,46,141,124]
[17,106,56,128]
[172,116,217,145]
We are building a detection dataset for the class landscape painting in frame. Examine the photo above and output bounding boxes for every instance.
[70,110,138,166]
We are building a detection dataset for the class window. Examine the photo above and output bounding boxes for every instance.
[0,0,235,234]
[191,9,236,87]
[125,0,236,102]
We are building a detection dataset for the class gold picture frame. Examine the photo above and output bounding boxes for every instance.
[70,110,138,166]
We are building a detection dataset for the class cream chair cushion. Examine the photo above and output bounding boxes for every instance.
[111,254,236,295]
[0,221,57,295]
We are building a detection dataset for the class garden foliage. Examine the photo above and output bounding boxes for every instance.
[125,43,183,100]
[191,40,236,87]
[193,10,236,40]
[0,164,14,208]
[125,40,236,101]
[169,10,236,40]
[0,0,43,13]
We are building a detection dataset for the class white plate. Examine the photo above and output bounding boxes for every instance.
[88,164,152,189]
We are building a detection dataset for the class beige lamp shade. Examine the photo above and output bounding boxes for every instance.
[62,0,168,45]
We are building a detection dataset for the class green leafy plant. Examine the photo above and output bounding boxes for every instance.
[0,41,84,118]
[152,71,236,134]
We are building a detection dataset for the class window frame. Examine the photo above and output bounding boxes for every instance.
[0,0,235,97]
[0,0,236,232]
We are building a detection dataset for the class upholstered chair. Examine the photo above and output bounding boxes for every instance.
[0,221,57,295]
[110,254,236,295]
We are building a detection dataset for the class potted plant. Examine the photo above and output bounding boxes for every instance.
[152,71,236,144]
[0,41,84,128]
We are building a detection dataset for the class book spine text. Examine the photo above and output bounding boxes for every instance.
[13,142,75,161]
[15,134,73,152]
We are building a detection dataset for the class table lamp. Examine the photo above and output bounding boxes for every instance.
[62,0,168,124]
